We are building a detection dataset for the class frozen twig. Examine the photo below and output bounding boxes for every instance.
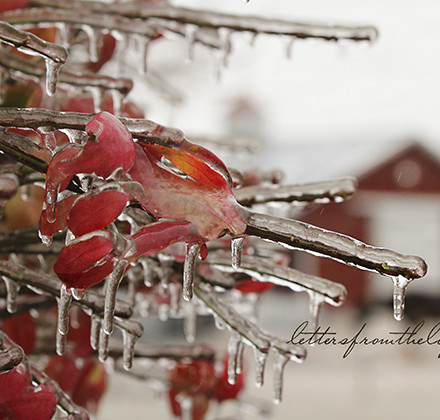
[28,0,378,43]
[0,20,67,64]
[0,107,184,141]
[245,211,427,280]
[205,253,347,307]
[235,177,358,207]
[0,331,24,373]
[0,260,133,319]
[0,50,133,94]
[30,365,90,419]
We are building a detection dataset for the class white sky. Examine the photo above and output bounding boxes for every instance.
[140,0,440,156]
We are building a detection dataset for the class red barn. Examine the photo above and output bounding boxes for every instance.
[296,142,440,308]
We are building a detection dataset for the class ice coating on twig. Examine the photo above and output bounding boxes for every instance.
[182,242,200,301]
[207,253,346,307]
[56,284,72,355]
[245,212,427,279]
[0,20,67,64]
[235,177,358,207]
[231,236,245,269]
[30,0,378,44]
[0,50,133,95]
[195,285,305,396]
[103,259,128,335]
[0,332,24,373]
[2,275,20,313]
[30,365,91,420]
[0,108,185,144]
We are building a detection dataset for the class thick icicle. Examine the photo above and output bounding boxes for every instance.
[183,302,197,343]
[3,276,20,313]
[254,348,268,388]
[56,284,73,356]
[273,353,289,404]
[103,259,128,335]
[122,330,140,370]
[182,242,201,301]
[98,328,109,362]
[392,275,410,321]
[307,292,325,334]
[90,315,101,351]
[231,236,245,269]
[111,89,123,116]
[44,59,62,97]
[81,25,100,63]
[227,331,243,385]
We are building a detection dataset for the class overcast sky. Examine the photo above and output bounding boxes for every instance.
[140,0,440,158]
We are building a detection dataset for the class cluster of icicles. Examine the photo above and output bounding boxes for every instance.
[0,162,428,406]
[0,0,378,104]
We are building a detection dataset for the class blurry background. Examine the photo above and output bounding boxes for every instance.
[99,1,440,418]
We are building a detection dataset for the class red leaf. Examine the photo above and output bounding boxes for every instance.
[141,141,232,191]
[53,235,115,289]
[129,220,200,259]
[68,190,129,237]
[44,112,135,222]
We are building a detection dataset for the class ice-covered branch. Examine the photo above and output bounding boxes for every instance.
[0,20,67,64]
[0,107,184,141]
[30,365,90,420]
[195,284,305,403]
[0,21,67,95]
[0,50,133,95]
[0,128,48,173]
[245,212,427,280]
[0,260,132,318]
[245,212,428,321]
[235,177,357,207]
[206,253,346,307]
[28,0,378,43]
[0,331,24,373]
